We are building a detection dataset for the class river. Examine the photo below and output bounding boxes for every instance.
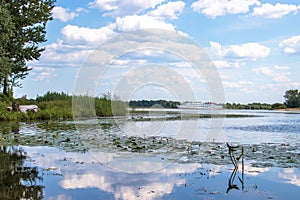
[0,109,299,199]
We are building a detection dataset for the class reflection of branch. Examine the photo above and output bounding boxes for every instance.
[226,167,239,193]
[0,147,44,199]
[226,143,244,193]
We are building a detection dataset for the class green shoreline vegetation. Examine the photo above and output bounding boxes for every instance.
[0,89,299,122]
[0,92,127,121]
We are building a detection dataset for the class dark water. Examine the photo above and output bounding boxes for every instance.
[0,110,300,199]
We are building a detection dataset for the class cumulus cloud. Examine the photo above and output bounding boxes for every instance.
[115,15,175,32]
[39,10,188,70]
[37,40,93,66]
[213,60,245,68]
[148,1,185,19]
[52,6,85,22]
[88,0,118,11]
[191,0,260,18]
[252,3,298,18]
[223,81,253,89]
[169,61,192,68]
[30,66,56,81]
[61,24,116,44]
[59,1,187,45]
[279,35,300,54]
[209,41,270,61]
[252,65,290,83]
[41,1,188,71]
[88,0,165,17]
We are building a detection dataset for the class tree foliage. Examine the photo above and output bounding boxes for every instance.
[0,0,55,96]
[36,91,71,102]
[0,5,14,93]
[223,102,272,110]
[284,89,300,108]
[129,100,180,108]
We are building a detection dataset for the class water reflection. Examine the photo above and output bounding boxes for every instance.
[0,144,299,199]
[0,122,21,134]
[279,168,300,187]
[0,146,44,200]
[0,110,300,199]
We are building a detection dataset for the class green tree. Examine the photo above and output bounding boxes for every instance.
[0,5,14,96]
[0,0,55,97]
[271,103,286,110]
[284,89,300,108]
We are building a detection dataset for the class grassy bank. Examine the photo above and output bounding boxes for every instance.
[0,92,127,121]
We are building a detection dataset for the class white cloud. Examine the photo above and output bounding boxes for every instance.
[37,40,93,66]
[30,66,56,81]
[60,1,187,45]
[43,1,188,72]
[76,7,88,13]
[89,0,166,17]
[279,35,300,54]
[252,3,298,18]
[88,0,118,11]
[226,43,270,60]
[148,1,185,19]
[110,59,147,68]
[252,66,290,83]
[209,41,270,61]
[274,65,289,70]
[61,24,116,44]
[115,15,175,32]
[39,11,187,70]
[191,0,260,18]
[223,80,253,89]
[47,194,71,200]
[169,61,192,68]
[52,6,84,22]
[213,60,245,68]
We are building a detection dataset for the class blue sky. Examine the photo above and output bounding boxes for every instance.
[14,0,300,104]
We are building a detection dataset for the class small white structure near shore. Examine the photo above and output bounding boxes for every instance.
[7,104,38,113]
[19,105,38,113]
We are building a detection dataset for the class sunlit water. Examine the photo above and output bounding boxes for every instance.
[99,109,300,144]
[0,109,300,199]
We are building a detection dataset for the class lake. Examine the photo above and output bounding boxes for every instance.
[0,109,299,199]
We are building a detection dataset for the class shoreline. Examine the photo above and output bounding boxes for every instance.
[273,108,300,111]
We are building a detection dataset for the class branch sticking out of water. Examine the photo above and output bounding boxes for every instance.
[226,143,244,193]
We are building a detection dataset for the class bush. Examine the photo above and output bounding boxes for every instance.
[271,103,287,110]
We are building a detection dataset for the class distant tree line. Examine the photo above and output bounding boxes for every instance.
[36,91,71,102]
[223,102,274,110]
[224,89,300,110]
[129,100,180,108]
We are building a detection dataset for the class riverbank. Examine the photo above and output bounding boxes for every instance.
[273,108,300,111]
[0,92,127,121]
[1,91,299,121]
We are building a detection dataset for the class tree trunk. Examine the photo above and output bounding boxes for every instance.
[3,74,8,96]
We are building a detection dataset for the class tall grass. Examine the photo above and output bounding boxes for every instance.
[0,92,127,121]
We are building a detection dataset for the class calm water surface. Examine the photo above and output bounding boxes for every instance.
[0,109,299,199]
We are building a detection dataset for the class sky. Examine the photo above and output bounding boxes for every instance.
[14,0,300,104]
